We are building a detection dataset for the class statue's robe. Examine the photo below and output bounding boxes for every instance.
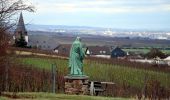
[69,38,85,75]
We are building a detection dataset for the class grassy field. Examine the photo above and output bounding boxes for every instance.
[123,48,170,54]
[1,92,131,100]
[0,97,7,100]
[17,56,170,90]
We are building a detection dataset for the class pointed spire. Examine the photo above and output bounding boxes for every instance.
[15,12,27,36]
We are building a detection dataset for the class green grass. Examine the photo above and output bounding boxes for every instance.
[162,50,170,54]
[17,56,170,89]
[123,48,170,54]
[1,92,131,100]
[85,61,170,89]
[0,97,7,100]
[18,57,67,71]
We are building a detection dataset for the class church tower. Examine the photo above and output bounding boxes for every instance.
[14,12,28,43]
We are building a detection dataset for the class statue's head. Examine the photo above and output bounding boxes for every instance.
[76,37,81,42]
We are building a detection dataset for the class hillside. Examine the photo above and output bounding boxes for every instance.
[28,33,170,47]
[2,51,168,98]
[1,48,169,98]
[17,56,170,89]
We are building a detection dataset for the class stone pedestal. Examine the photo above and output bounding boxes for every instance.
[64,75,89,95]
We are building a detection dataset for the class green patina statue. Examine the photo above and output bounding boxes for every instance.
[68,37,86,76]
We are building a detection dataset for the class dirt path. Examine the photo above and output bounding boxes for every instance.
[14,51,68,59]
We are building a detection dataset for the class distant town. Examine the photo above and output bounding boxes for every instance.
[26,24,170,40]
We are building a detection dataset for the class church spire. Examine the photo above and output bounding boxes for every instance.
[15,12,27,36]
[14,12,28,43]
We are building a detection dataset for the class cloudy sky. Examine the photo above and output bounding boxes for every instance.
[24,0,170,30]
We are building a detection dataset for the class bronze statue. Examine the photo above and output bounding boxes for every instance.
[68,37,85,76]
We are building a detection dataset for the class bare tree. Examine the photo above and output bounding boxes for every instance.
[0,27,9,56]
[0,0,34,56]
[0,0,34,30]
[0,0,34,94]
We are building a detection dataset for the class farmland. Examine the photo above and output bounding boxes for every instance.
[16,56,170,91]
[29,34,170,47]
[0,54,169,98]
[123,48,170,54]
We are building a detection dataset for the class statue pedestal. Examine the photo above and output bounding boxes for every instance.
[64,75,89,95]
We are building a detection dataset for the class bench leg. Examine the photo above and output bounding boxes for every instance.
[95,91,99,96]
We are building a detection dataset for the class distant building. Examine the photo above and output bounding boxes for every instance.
[111,47,126,58]
[86,46,111,58]
[54,44,71,56]
[87,46,111,55]
[164,56,170,66]
[53,45,111,58]
[28,35,60,50]
[13,12,28,43]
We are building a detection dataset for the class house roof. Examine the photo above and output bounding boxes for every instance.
[54,44,71,50]
[164,56,170,61]
[87,46,111,55]
[111,47,126,58]
[54,44,72,56]
[54,45,111,55]
[111,47,125,52]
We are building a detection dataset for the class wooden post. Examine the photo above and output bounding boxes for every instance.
[5,59,9,91]
[143,75,146,100]
[143,71,148,100]
[90,81,95,96]
[51,64,56,93]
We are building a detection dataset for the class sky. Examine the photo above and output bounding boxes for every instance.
[23,0,170,30]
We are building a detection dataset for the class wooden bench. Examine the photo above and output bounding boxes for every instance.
[88,81,105,96]
[85,81,115,96]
